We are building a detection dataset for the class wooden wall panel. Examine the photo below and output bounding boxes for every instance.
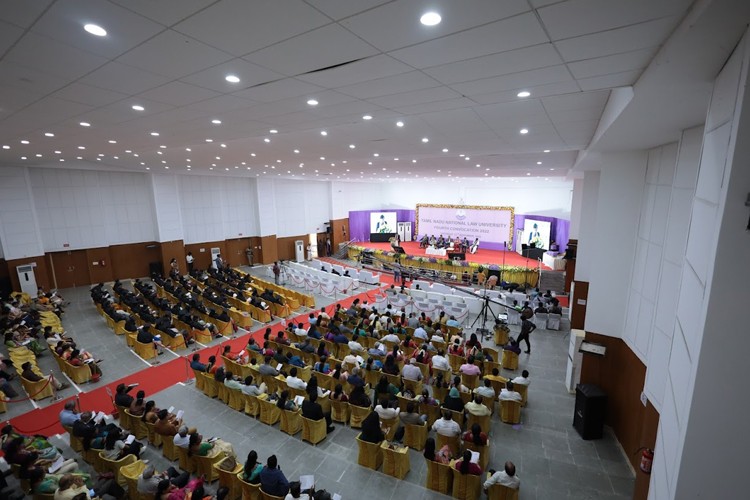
[276,235,303,261]
[159,240,185,276]
[260,235,277,264]
[580,332,659,492]
[110,242,160,280]
[0,259,11,297]
[184,241,226,270]
[330,218,349,250]
[86,248,113,284]
[248,237,262,266]
[7,255,52,291]
[570,280,588,330]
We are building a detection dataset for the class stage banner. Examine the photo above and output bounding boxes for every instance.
[416,204,514,250]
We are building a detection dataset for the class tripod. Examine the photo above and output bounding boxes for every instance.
[470,282,495,339]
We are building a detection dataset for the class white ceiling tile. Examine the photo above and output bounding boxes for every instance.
[138,82,221,107]
[0,61,68,95]
[568,47,658,79]
[53,83,129,107]
[109,0,210,26]
[173,0,330,57]
[31,0,164,59]
[180,95,257,115]
[80,62,171,95]
[17,97,94,126]
[418,108,489,134]
[529,0,562,7]
[6,32,109,81]
[541,90,610,113]
[341,0,530,52]
[336,71,443,99]
[180,58,284,93]
[310,100,377,119]
[468,81,581,105]
[423,43,563,85]
[233,78,324,103]
[305,0,392,20]
[555,17,679,61]
[474,100,552,129]
[297,54,412,88]
[391,97,477,116]
[0,0,53,28]
[390,13,549,69]
[244,23,379,77]
[538,0,692,41]
[578,69,643,91]
[116,30,233,79]
[451,64,573,97]
[367,86,461,109]
[0,20,24,54]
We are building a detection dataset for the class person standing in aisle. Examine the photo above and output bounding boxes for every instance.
[517,312,536,354]
[185,252,194,274]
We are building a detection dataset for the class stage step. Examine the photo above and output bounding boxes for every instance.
[539,269,566,293]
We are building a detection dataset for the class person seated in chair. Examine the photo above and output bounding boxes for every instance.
[511,370,530,386]
[465,395,491,417]
[484,461,520,491]
[419,234,430,248]
[499,381,523,402]
[548,300,562,315]
[302,392,335,433]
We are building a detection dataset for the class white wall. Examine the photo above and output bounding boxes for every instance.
[574,171,600,282]
[0,167,45,259]
[331,181,384,219]
[150,174,184,243]
[650,31,750,500]
[568,178,584,239]
[273,179,331,237]
[579,152,647,338]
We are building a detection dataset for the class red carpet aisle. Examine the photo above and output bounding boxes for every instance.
[7,286,387,437]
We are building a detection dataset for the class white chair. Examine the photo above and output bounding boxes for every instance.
[534,313,548,330]
[547,313,561,330]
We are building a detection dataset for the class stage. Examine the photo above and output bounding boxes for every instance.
[358,241,553,270]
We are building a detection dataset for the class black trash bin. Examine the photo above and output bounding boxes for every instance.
[573,383,607,440]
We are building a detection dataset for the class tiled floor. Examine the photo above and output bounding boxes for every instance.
[3,264,634,499]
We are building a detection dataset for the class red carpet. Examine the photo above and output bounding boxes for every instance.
[359,241,552,270]
[9,287,386,437]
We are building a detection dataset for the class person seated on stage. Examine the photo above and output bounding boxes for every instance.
[420,234,430,248]
[429,234,437,246]
[462,237,470,252]
[499,382,523,402]
[436,235,446,248]
[484,461,521,491]
[454,236,461,249]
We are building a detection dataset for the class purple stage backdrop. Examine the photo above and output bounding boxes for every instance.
[513,214,570,253]
[348,209,415,242]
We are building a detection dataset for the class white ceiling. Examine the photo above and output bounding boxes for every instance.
[0,0,697,181]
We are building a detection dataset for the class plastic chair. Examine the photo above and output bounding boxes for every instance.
[202,373,219,398]
[301,417,327,445]
[279,409,302,435]
[500,400,521,424]
[260,492,286,500]
[162,434,178,461]
[436,433,460,456]
[356,434,383,470]
[20,376,54,401]
[237,473,261,500]
[63,425,83,452]
[330,399,349,424]
[465,413,491,435]
[515,384,528,406]
[380,416,398,441]
[217,383,230,404]
[65,361,93,384]
[228,388,244,411]
[487,483,520,500]
[98,451,137,486]
[134,340,157,360]
[452,469,482,500]
[546,313,561,331]
[501,350,518,370]
[380,441,410,479]
[243,393,262,418]
[145,421,163,447]
[463,440,489,470]
[403,422,428,450]
[349,404,370,428]
[120,459,147,500]
[213,458,243,499]
[258,398,281,425]
[125,410,147,439]
[194,449,225,483]
[461,373,479,390]
[425,458,453,495]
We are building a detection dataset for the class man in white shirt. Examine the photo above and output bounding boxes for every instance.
[499,382,522,402]
[293,323,307,339]
[402,358,423,381]
[374,400,400,420]
[343,353,362,368]
[511,370,530,386]
[474,379,496,400]
[348,339,365,353]
[430,333,446,345]
[381,332,400,343]
[285,367,307,390]
[413,326,428,341]
[484,461,520,491]
[407,313,420,329]
[431,411,461,437]
[431,350,450,371]
[173,426,190,448]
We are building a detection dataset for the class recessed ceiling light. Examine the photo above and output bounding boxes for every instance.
[550,168,555,171]
[150,132,159,136]
[412,159,417,163]
[421,137,429,143]
[77,146,85,150]
[307,99,318,106]
[362,115,372,120]
[544,149,550,153]
[517,91,531,98]
[132,105,145,111]
[251,153,256,156]
[349,144,355,149]
[108,140,116,144]
[205,138,213,142]
[20,140,29,144]
[537,161,542,165]
[113,156,119,159]
[77,156,82,160]
[264,138,270,143]
[133,153,139,157]
[396,121,404,127]
[186,148,191,152]
[44,132,54,137]
[520,128,529,134]
[526,172,531,176]
[211,119,222,125]
[465,157,470,161]
[59,158,64,162]
[2,145,9,149]
[159,145,166,149]
[20,156,26,160]
[276,159,281,163]
[225,75,240,83]
[394,158,399,161]
[215,156,221,160]
[476,164,481,167]
[157,151,162,155]
[35,154,42,157]
[373,153,379,157]
[220,143,227,148]
[320,157,325,160]
[293,149,300,154]
[442,148,449,153]
[269,129,278,134]
[80,122,91,127]
[186,159,191,162]
[83,24,107,37]
[420,12,441,26]
[320,130,327,136]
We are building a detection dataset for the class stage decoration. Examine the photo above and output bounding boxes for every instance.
[416,203,515,249]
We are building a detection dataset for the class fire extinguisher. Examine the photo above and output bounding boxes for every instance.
[639,448,654,474]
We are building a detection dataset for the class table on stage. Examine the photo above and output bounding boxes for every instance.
[543,251,566,270]
[425,246,447,256]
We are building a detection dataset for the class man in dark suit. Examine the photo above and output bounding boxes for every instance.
[301,392,334,433]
